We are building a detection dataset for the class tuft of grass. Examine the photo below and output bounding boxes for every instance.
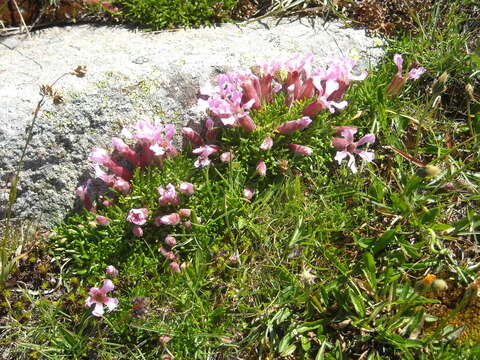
[112,0,239,30]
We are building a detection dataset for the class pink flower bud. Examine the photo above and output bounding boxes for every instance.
[106,265,118,277]
[113,178,131,194]
[133,226,143,237]
[160,246,176,260]
[182,127,204,147]
[95,215,110,226]
[165,235,177,246]
[260,137,273,151]
[160,335,172,343]
[237,114,256,132]
[289,144,313,156]
[102,199,114,207]
[256,161,267,176]
[220,152,233,163]
[243,187,254,200]
[179,182,195,196]
[277,116,312,135]
[169,261,181,273]
[179,208,191,218]
[183,221,192,230]
[155,213,181,226]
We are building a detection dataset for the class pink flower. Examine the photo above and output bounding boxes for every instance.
[106,265,118,277]
[289,144,313,156]
[332,127,375,173]
[88,148,132,180]
[155,213,181,226]
[387,54,426,97]
[112,137,141,167]
[158,184,179,206]
[179,182,195,196]
[179,208,191,218]
[182,127,204,147]
[133,226,143,237]
[220,152,233,163]
[75,181,95,212]
[160,246,176,260]
[165,235,177,246]
[127,208,149,226]
[192,145,220,167]
[169,261,181,273]
[277,116,312,135]
[243,187,254,200]
[256,161,267,176]
[160,335,172,343]
[113,178,131,194]
[85,279,118,317]
[95,215,110,226]
[260,137,273,151]
[302,79,347,116]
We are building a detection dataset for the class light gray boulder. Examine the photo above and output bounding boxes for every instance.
[0,18,384,227]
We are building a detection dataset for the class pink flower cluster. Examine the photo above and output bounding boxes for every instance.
[76,120,178,212]
[184,54,367,175]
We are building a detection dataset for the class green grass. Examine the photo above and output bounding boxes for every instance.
[112,0,239,30]
[1,0,480,359]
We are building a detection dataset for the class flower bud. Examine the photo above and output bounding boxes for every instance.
[133,226,143,237]
[260,137,273,151]
[220,152,233,163]
[155,213,181,226]
[256,161,267,176]
[183,221,192,230]
[95,215,110,226]
[165,235,177,247]
[243,187,254,200]
[179,208,191,218]
[179,182,195,196]
[182,127,204,147]
[106,265,119,277]
[289,144,313,156]
[169,261,181,273]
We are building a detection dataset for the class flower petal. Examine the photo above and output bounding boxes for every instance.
[85,296,94,307]
[341,128,356,143]
[393,54,403,74]
[104,297,119,312]
[100,279,114,294]
[347,153,357,173]
[332,137,349,150]
[92,303,104,317]
[356,134,376,146]
[355,150,375,163]
[334,151,349,164]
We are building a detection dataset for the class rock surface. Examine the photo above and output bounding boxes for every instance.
[0,18,383,227]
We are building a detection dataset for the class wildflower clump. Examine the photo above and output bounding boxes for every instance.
[184,54,369,178]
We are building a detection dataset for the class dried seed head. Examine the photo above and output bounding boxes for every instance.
[431,279,448,292]
[72,65,87,78]
[432,72,449,94]
[417,165,441,178]
[466,84,474,101]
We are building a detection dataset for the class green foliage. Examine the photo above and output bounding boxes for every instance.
[113,0,239,30]
[3,1,480,359]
